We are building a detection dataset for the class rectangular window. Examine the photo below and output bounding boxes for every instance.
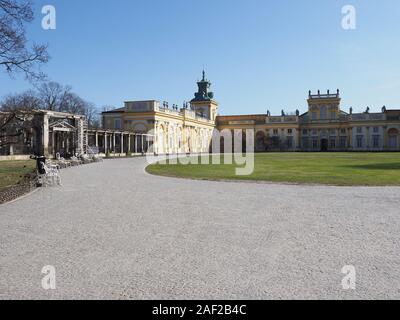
[340,128,346,135]
[389,136,397,148]
[320,106,327,120]
[287,137,293,148]
[373,135,380,148]
[329,129,336,136]
[312,129,318,136]
[114,118,121,129]
[302,137,309,148]
[356,135,363,148]
[373,127,379,133]
[273,129,278,135]
[302,129,308,135]
[330,112,336,120]
[330,139,336,149]
[357,127,362,134]
[288,129,293,135]
[339,136,347,148]
[312,112,317,120]
[312,139,318,149]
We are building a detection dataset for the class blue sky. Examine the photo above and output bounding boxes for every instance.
[1,0,400,115]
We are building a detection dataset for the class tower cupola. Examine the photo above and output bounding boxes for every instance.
[189,71,218,121]
[192,70,214,102]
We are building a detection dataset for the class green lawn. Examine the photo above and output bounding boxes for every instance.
[0,160,36,192]
[146,153,400,186]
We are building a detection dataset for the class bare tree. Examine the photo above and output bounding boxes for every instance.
[58,90,101,127]
[37,81,70,111]
[84,102,100,128]
[0,89,40,111]
[59,91,86,114]
[1,80,101,129]
[0,0,49,81]
[101,105,115,112]
[0,110,34,148]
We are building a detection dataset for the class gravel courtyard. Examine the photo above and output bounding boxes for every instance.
[0,157,399,299]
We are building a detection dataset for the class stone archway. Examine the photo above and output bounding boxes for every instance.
[177,127,183,153]
[157,124,166,154]
[194,128,200,152]
[168,125,176,154]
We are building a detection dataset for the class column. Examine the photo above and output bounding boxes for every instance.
[113,133,116,153]
[72,131,75,155]
[66,132,70,154]
[95,132,99,147]
[336,128,339,150]
[134,134,137,154]
[121,133,124,154]
[77,118,84,156]
[42,114,50,157]
[52,130,56,157]
[104,132,108,154]
[154,122,158,154]
[128,134,131,153]
[348,128,352,149]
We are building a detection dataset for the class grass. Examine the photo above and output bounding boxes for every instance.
[146,153,400,186]
[0,160,36,192]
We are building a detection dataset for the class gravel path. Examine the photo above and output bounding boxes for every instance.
[0,157,399,299]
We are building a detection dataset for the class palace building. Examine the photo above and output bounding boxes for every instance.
[102,72,400,153]
[102,71,217,155]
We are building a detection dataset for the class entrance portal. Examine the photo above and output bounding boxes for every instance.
[321,139,328,152]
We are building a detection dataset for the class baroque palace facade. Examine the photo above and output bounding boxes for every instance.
[102,72,400,153]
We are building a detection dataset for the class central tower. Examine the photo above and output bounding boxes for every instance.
[307,89,341,120]
[190,71,218,121]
